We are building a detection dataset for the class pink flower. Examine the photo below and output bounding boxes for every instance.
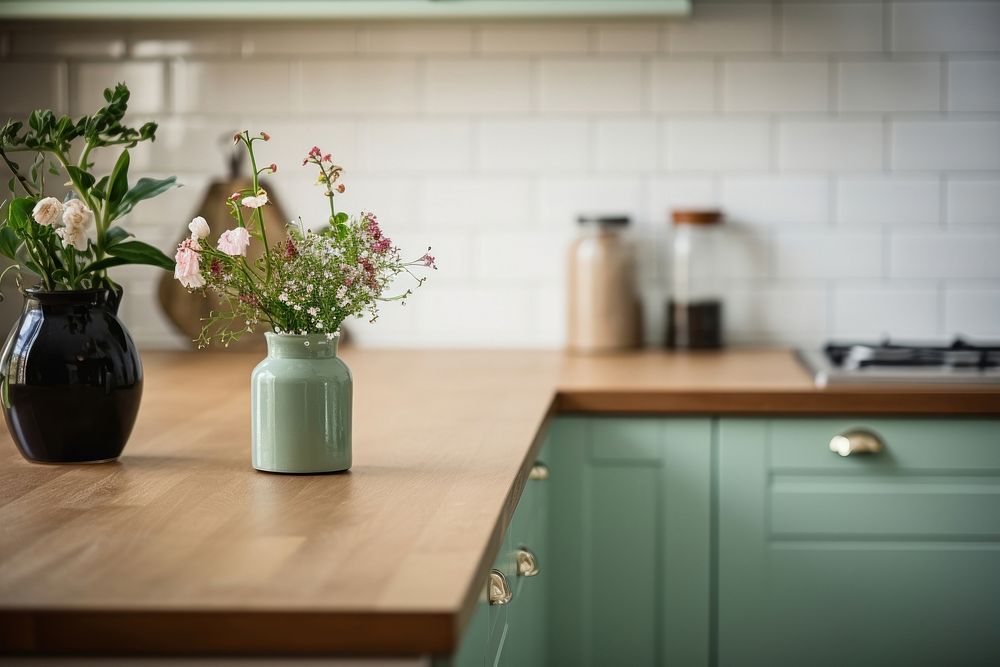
[420,253,436,268]
[217,227,251,256]
[268,163,278,174]
[260,131,270,141]
[373,238,392,254]
[174,238,204,289]
[336,183,345,193]
[284,239,298,260]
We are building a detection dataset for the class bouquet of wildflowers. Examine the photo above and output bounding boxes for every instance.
[174,131,435,347]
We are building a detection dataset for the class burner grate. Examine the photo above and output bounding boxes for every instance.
[825,338,1000,371]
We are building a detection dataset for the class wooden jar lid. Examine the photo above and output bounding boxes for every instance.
[671,209,722,225]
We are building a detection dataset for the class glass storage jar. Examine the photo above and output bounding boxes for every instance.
[666,209,724,349]
[567,214,641,353]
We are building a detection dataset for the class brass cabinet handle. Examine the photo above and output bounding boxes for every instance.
[516,548,539,577]
[829,429,885,457]
[529,462,549,481]
[488,569,512,605]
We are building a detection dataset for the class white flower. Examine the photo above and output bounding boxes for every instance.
[62,199,94,231]
[32,197,64,227]
[241,192,269,209]
[55,225,89,252]
[188,216,210,240]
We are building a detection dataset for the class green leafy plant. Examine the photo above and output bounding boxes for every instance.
[0,83,177,292]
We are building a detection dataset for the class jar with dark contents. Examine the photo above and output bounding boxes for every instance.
[666,209,724,349]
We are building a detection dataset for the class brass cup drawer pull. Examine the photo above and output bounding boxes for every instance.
[488,569,512,606]
[829,429,885,457]
[516,548,539,577]
[529,462,549,481]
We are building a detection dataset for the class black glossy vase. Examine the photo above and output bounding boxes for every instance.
[0,287,143,464]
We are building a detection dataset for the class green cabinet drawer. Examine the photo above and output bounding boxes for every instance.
[718,418,1000,667]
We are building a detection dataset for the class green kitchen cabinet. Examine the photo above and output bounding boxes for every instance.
[547,416,713,666]
[449,443,551,667]
[717,418,1000,666]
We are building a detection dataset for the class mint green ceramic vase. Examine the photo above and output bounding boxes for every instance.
[251,332,352,474]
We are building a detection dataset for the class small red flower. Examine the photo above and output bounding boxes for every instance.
[336,183,345,193]
[269,163,278,173]
[228,192,240,202]
[323,153,332,162]
[284,239,298,260]
[210,259,223,277]
[260,131,270,141]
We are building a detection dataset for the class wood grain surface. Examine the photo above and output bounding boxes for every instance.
[1,348,997,657]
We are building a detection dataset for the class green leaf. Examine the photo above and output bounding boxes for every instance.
[7,197,34,234]
[0,226,20,260]
[104,226,132,247]
[106,149,130,209]
[105,240,173,271]
[334,212,349,225]
[64,165,96,193]
[114,176,178,218]
[82,256,130,274]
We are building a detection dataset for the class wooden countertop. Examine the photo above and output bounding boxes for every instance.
[1,349,998,657]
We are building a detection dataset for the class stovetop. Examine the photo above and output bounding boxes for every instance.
[797,338,1000,386]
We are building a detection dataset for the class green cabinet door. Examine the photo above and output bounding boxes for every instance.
[547,416,713,666]
[718,418,1000,666]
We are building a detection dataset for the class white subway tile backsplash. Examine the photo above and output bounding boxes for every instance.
[0,63,65,113]
[948,60,1000,112]
[10,30,125,58]
[666,119,771,171]
[537,176,643,228]
[723,60,829,113]
[645,177,718,223]
[539,59,643,114]
[417,286,536,346]
[946,288,1000,337]
[595,119,658,172]
[778,120,883,171]
[892,121,1000,171]
[133,27,241,57]
[478,119,589,172]
[419,176,534,228]
[8,5,999,350]
[479,24,589,54]
[775,231,883,279]
[425,59,532,114]
[363,24,473,54]
[649,60,716,112]
[475,231,569,282]
[725,286,829,345]
[172,61,294,114]
[836,177,941,226]
[837,60,941,112]
[668,3,774,53]
[947,179,1000,225]
[832,286,940,339]
[359,119,473,172]
[891,232,1000,279]
[301,59,420,114]
[893,1,1000,53]
[721,176,829,226]
[781,2,883,53]
[596,24,661,54]
[73,62,164,115]
[241,26,355,55]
